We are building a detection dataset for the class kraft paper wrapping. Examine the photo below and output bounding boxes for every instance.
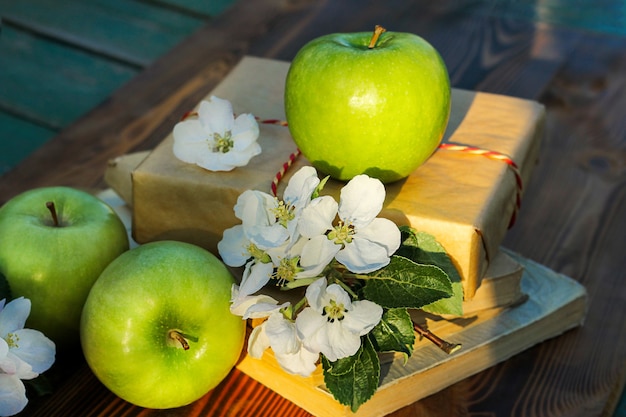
[131,56,545,299]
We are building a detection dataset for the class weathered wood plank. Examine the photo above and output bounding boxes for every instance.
[248,0,582,100]
[0,0,207,66]
[0,112,56,176]
[0,0,292,203]
[0,25,138,129]
[144,0,236,18]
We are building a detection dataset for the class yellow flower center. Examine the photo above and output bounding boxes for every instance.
[212,131,234,153]
[271,199,295,228]
[5,333,19,349]
[274,257,301,283]
[327,221,354,245]
[323,299,347,323]
[246,243,270,263]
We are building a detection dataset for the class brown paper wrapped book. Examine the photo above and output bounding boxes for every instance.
[122,56,544,299]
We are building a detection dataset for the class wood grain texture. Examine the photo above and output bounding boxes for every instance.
[0,25,138,129]
[0,0,291,204]
[0,112,56,176]
[0,0,206,66]
[3,0,625,416]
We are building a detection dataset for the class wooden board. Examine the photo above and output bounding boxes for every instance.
[0,25,138,130]
[149,0,236,18]
[0,0,206,66]
[236,250,587,417]
[0,112,56,176]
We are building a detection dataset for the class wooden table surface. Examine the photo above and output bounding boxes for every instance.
[3,0,625,416]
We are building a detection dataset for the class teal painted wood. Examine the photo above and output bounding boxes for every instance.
[0,0,236,177]
[476,0,626,37]
[616,388,626,417]
[0,112,56,176]
[0,0,208,66]
[147,0,236,18]
[0,25,139,129]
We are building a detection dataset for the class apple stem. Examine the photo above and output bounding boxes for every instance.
[368,25,387,49]
[169,330,190,350]
[45,201,60,227]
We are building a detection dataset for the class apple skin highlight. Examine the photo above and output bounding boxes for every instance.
[285,28,451,183]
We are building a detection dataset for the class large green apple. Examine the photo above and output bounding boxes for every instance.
[80,240,245,409]
[285,26,451,183]
[0,186,129,348]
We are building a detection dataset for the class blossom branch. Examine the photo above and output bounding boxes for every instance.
[413,321,462,354]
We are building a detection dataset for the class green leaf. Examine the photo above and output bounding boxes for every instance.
[324,349,359,376]
[396,227,464,316]
[24,374,55,397]
[370,308,415,357]
[322,337,380,412]
[362,255,452,309]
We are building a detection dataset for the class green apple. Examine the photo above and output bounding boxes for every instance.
[80,240,245,409]
[0,186,129,348]
[285,25,451,183]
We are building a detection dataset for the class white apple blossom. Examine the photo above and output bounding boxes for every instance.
[233,166,320,250]
[242,297,319,377]
[299,174,401,273]
[219,167,327,306]
[219,225,275,311]
[265,236,330,284]
[0,298,55,416]
[296,278,382,362]
[172,96,261,171]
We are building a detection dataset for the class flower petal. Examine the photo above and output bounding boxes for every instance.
[217,145,262,171]
[238,261,273,299]
[336,237,392,273]
[265,313,299,355]
[298,236,339,278]
[356,217,401,256]
[0,298,30,337]
[242,301,288,320]
[343,300,383,336]
[324,321,362,362]
[247,223,289,250]
[283,166,319,209]
[234,190,275,224]
[198,96,234,134]
[218,225,251,267]
[247,323,270,359]
[0,374,27,416]
[232,113,260,150]
[298,196,337,238]
[274,345,319,377]
[230,285,281,317]
[303,277,328,313]
[295,307,328,354]
[1,352,36,380]
[325,284,353,309]
[338,175,385,228]
[11,329,55,374]
[173,119,207,145]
